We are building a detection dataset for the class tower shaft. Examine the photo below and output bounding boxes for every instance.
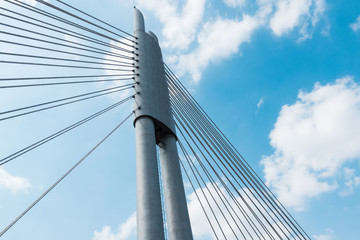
[133,8,193,240]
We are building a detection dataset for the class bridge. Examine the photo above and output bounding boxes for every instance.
[0,1,311,239]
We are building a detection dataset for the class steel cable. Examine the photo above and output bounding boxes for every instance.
[0,74,135,82]
[0,52,134,68]
[167,76,293,240]
[0,60,134,72]
[0,95,134,166]
[177,125,254,239]
[165,64,310,239]
[0,77,134,89]
[0,39,133,66]
[164,64,306,235]
[174,87,298,239]
[178,138,246,239]
[167,77,274,237]
[171,95,268,240]
[55,0,136,39]
[168,77,287,240]
[177,140,220,240]
[34,0,134,43]
[0,30,134,61]
[0,85,135,121]
[5,0,135,48]
[0,111,134,238]
[165,67,308,239]
[0,84,134,115]
[0,10,134,55]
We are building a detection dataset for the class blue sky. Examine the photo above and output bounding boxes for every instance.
[0,0,360,239]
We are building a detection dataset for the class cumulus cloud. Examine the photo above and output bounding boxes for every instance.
[270,0,326,40]
[350,16,360,32]
[92,212,136,240]
[176,14,263,83]
[270,0,312,36]
[262,76,360,210]
[172,0,274,83]
[0,168,31,193]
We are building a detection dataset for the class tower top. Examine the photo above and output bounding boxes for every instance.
[134,7,145,31]
[133,8,176,140]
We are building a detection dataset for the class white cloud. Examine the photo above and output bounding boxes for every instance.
[350,16,360,32]
[176,14,263,83]
[262,76,360,210]
[136,0,206,51]
[172,0,275,83]
[224,0,246,8]
[269,0,326,40]
[92,212,136,240]
[0,168,31,193]
[314,228,335,240]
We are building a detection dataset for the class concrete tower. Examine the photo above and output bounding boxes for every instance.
[133,8,193,240]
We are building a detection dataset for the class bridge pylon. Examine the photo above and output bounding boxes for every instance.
[133,8,193,240]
